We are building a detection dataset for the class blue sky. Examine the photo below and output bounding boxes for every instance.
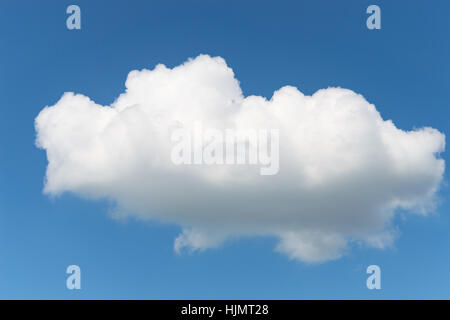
[1,0,450,299]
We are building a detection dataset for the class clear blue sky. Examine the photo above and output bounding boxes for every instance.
[0,0,449,299]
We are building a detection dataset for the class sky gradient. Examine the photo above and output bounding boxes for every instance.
[0,0,450,299]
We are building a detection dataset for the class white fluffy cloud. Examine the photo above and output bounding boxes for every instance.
[35,55,445,263]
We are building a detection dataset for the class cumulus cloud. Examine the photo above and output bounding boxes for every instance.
[35,55,445,263]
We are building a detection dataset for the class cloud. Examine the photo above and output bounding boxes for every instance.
[35,54,445,263]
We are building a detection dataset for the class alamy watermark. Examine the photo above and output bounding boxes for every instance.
[171,123,279,175]
[366,265,381,290]
[66,265,81,290]
[366,5,381,30]
[66,5,81,30]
